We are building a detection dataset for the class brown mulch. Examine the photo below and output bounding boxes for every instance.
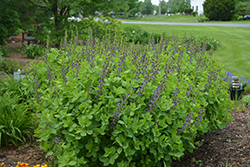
[171,106,250,167]
[1,37,250,167]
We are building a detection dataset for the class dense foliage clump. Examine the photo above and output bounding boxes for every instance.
[0,74,34,147]
[24,35,232,167]
[203,0,236,21]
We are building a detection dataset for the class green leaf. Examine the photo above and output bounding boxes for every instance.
[68,160,77,166]
[124,147,136,156]
[113,86,127,95]
[117,147,122,154]
[109,153,119,164]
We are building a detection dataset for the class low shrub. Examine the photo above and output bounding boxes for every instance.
[197,17,210,22]
[0,46,9,57]
[242,95,250,105]
[24,44,45,59]
[231,13,239,21]
[190,36,220,51]
[184,8,193,15]
[26,35,232,167]
[122,25,164,44]
[0,59,25,74]
[0,92,34,147]
[0,73,33,104]
[191,11,198,17]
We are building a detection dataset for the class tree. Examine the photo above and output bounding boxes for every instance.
[0,0,46,44]
[165,0,189,13]
[177,0,190,13]
[236,1,250,18]
[126,0,141,17]
[160,1,168,14]
[0,10,20,44]
[141,0,153,15]
[203,0,237,21]
[109,0,130,17]
[25,0,112,45]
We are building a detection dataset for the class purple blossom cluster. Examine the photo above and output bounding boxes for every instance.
[71,59,82,79]
[170,88,180,111]
[53,137,62,148]
[95,57,112,103]
[60,64,68,83]
[147,81,166,113]
[111,94,128,128]
[205,70,218,90]
[85,48,96,68]
[177,107,205,134]
[116,53,128,75]
[194,108,205,126]
[222,71,250,89]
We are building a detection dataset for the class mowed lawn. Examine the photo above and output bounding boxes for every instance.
[121,15,250,24]
[121,24,250,91]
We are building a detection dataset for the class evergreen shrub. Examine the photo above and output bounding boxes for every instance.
[26,35,232,167]
[203,0,236,21]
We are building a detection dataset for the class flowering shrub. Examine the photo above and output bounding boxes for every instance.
[75,16,123,41]
[34,16,123,46]
[25,35,232,167]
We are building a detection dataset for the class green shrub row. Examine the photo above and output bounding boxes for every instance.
[24,34,232,167]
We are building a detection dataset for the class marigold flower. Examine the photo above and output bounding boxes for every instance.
[16,162,29,167]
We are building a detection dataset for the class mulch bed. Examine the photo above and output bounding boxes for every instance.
[1,38,250,167]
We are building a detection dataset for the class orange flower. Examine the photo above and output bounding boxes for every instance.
[1,163,4,167]
[16,162,29,167]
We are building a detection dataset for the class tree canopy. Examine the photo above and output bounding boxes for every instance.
[235,0,250,18]
[141,0,153,15]
[161,0,190,13]
[203,0,237,21]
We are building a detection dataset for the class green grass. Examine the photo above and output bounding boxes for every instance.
[121,24,250,92]
[121,15,250,24]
